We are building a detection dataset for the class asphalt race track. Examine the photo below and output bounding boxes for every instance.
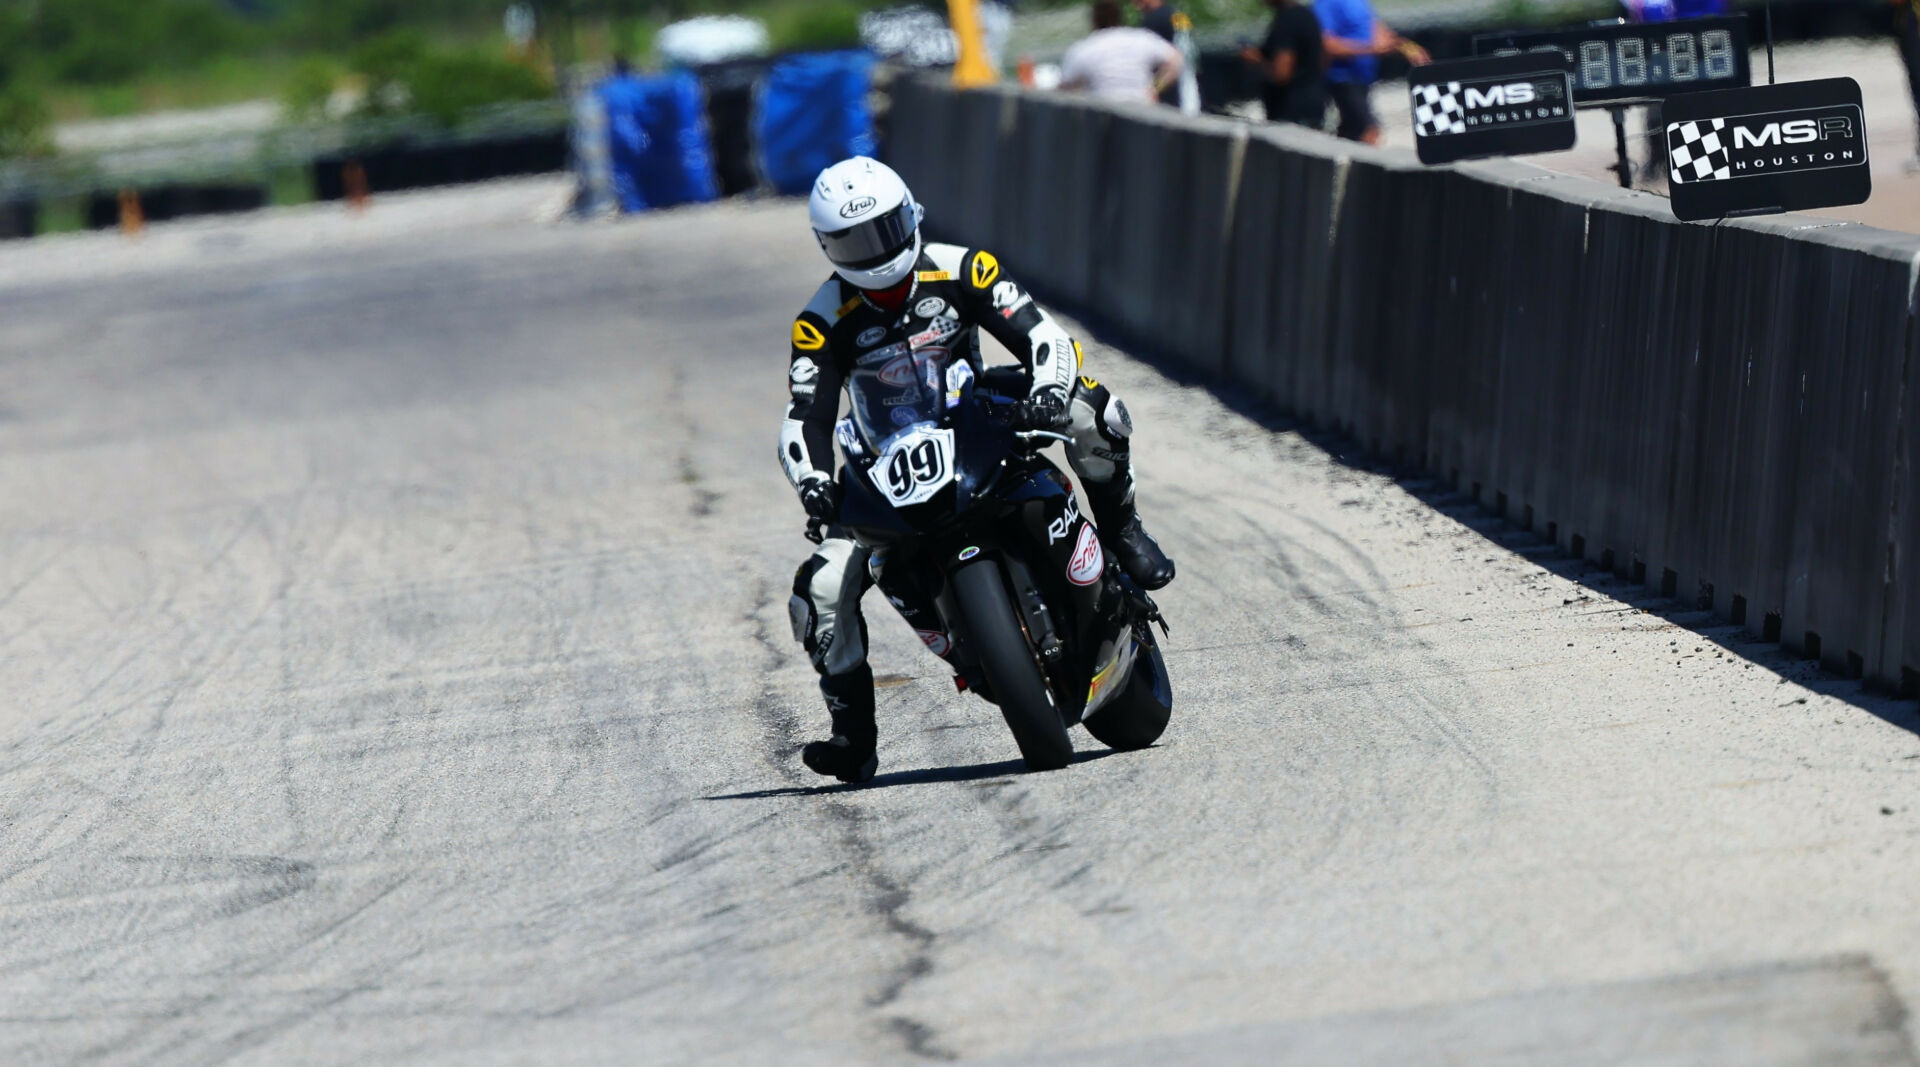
[3,181,1920,1065]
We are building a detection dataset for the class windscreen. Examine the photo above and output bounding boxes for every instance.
[846,344,949,451]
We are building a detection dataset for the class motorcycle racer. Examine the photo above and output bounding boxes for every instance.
[782,156,1175,783]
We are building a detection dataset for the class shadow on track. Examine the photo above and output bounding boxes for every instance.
[704,747,1128,800]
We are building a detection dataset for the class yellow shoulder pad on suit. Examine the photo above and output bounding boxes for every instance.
[792,319,826,351]
[970,250,1000,289]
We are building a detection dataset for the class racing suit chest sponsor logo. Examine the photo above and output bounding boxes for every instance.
[908,316,962,349]
[858,341,910,365]
[914,296,947,318]
[1068,524,1103,585]
[856,325,887,347]
[838,196,876,218]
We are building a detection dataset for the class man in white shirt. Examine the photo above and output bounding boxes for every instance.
[1059,0,1185,104]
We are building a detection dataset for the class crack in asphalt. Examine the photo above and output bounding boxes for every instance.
[742,577,956,1061]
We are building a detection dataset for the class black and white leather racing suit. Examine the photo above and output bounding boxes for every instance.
[780,243,1171,762]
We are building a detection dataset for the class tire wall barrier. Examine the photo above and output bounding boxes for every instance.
[886,78,1920,692]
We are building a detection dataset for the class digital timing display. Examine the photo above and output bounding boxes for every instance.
[1473,15,1750,105]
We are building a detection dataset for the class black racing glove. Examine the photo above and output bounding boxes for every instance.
[1008,388,1069,432]
[797,476,842,523]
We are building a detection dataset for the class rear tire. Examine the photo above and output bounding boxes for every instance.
[1084,631,1173,751]
[951,561,1073,771]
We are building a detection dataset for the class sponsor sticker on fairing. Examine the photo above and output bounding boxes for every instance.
[1068,524,1104,585]
[878,354,919,386]
[916,629,951,657]
[1047,498,1082,544]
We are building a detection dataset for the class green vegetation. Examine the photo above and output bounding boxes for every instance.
[0,0,913,154]
[33,197,88,236]
[760,1,869,52]
[0,87,53,158]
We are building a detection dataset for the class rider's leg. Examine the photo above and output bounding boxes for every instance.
[1063,376,1175,589]
[870,549,996,700]
[789,536,878,783]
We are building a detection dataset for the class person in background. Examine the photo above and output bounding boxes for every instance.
[1894,0,1920,170]
[1135,0,1181,43]
[1622,0,1728,18]
[1316,0,1428,143]
[1059,0,1186,105]
[1134,0,1200,110]
[1241,0,1325,128]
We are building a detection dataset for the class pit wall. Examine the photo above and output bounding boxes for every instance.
[886,79,1920,692]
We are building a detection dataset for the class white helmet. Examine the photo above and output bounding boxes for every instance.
[809,157,924,291]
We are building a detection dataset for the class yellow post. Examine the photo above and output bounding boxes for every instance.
[117,189,144,237]
[947,0,997,87]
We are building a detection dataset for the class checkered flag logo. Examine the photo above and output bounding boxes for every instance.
[1412,82,1466,137]
[1668,118,1731,183]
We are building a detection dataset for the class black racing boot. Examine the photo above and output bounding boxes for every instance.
[1085,477,1176,590]
[801,665,878,783]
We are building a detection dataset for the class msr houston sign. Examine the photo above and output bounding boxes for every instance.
[1410,52,1576,165]
[1664,77,1871,220]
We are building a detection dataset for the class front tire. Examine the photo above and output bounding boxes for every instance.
[951,561,1073,771]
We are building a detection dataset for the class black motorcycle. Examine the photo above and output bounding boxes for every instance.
[831,344,1173,771]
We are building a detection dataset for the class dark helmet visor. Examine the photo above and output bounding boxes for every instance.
[817,202,918,270]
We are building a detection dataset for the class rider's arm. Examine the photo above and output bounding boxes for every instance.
[957,249,1080,400]
[779,312,844,493]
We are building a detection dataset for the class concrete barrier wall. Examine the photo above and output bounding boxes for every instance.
[888,77,1920,692]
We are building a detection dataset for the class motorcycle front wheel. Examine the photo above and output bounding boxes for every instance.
[951,560,1073,771]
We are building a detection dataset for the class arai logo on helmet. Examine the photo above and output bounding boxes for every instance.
[839,196,876,219]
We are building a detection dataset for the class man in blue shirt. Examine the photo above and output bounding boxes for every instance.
[1622,0,1728,19]
[1317,0,1428,143]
